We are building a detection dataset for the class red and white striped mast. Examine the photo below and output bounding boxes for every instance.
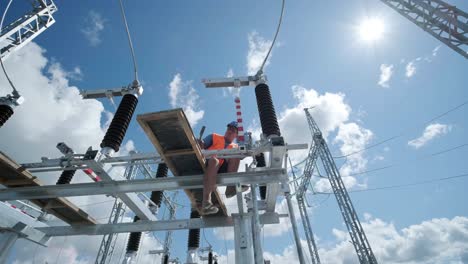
[234,96,245,144]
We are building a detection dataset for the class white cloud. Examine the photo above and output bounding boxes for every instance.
[216,216,468,264]
[432,46,441,57]
[222,68,241,98]
[334,122,373,178]
[168,73,204,127]
[81,10,106,46]
[0,43,111,168]
[319,215,468,264]
[279,86,351,145]
[245,85,373,192]
[0,42,150,263]
[378,64,394,88]
[169,73,182,108]
[246,31,273,75]
[408,123,451,149]
[406,61,416,78]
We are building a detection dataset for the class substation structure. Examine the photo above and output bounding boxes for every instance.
[0,72,311,264]
[0,135,307,263]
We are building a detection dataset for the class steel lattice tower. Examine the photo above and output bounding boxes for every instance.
[303,108,378,264]
[0,0,57,60]
[380,0,468,59]
[294,142,321,264]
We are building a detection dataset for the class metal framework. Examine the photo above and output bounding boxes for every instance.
[293,154,321,264]
[0,0,57,60]
[302,108,378,264]
[0,139,307,264]
[380,0,468,59]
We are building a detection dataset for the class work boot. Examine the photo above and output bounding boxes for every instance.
[202,201,219,215]
[225,185,249,198]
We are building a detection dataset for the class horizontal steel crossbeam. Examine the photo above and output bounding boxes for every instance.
[36,213,285,236]
[0,169,286,201]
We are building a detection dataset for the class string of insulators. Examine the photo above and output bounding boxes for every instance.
[150,163,168,207]
[162,254,169,264]
[56,170,76,185]
[208,251,214,264]
[255,83,281,137]
[100,94,138,152]
[0,104,13,128]
[234,96,244,144]
[126,216,142,253]
[256,153,267,200]
[187,210,200,249]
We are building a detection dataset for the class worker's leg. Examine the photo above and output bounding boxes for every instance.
[225,158,248,198]
[226,158,240,172]
[203,157,220,204]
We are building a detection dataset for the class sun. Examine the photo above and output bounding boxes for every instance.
[358,18,385,42]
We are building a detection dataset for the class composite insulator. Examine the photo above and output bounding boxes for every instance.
[187,210,200,249]
[0,104,13,128]
[126,216,142,253]
[255,83,281,137]
[256,153,267,200]
[256,153,266,167]
[150,163,168,207]
[56,170,76,185]
[162,254,169,264]
[208,252,213,264]
[100,94,138,152]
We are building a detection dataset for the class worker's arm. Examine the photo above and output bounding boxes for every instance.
[202,134,213,149]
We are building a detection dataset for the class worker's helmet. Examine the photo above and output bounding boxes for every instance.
[227,121,238,131]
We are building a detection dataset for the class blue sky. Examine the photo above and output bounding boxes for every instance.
[1,0,468,263]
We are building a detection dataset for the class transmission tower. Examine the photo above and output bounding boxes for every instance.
[303,108,378,264]
[380,0,468,59]
[293,157,321,264]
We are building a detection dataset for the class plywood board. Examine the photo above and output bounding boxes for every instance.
[0,151,97,225]
[137,108,228,217]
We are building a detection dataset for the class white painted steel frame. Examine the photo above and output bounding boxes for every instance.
[0,169,286,201]
[0,0,57,60]
[36,213,283,237]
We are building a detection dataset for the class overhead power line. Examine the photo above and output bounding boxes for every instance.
[315,172,468,195]
[333,99,468,159]
[351,172,468,193]
[0,0,19,95]
[118,0,139,81]
[257,0,285,76]
[347,143,468,177]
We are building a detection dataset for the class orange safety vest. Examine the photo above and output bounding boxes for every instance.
[207,133,238,166]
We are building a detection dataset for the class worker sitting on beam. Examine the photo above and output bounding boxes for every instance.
[198,121,248,215]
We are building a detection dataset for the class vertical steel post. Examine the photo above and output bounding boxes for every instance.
[0,231,18,264]
[285,193,306,264]
[233,184,254,264]
[250,184,265,264]
[233,215,254,264]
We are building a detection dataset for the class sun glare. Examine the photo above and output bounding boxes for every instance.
[358,18,385,42]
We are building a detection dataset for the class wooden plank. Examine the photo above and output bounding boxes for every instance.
[137,112,181,176]
[137,108,228,217]
[175,111,228,216]
[0,151,97,225]
[165,149,195,157]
